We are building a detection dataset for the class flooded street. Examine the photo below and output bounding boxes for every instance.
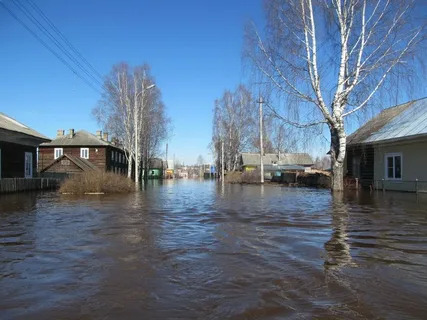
[1,180,427,319]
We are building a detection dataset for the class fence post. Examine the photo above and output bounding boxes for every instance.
[415,179,419,194]
[382,179,385,192]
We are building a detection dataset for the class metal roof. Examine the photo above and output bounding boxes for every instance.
[347,98,427,145]
[0,112,50,141]
[41,130,118,147]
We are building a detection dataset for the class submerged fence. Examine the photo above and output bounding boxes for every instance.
[0,178,60,194]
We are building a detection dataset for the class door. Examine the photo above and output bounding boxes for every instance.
[25,152,33,178]
[352,155,361,179]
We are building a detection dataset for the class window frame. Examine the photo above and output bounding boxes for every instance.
[80,148,89,159]
[384,152,403,181]
[54,148,63,159]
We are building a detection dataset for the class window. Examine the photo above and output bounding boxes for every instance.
[111,151,114,161]
[385,153,402,180]
[54,148,63,159]
[24,152,33,178]
[80,148,89,159]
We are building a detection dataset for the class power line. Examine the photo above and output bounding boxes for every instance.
[10,0,104,87]
[0,0,103,93]
[26,0,104,81]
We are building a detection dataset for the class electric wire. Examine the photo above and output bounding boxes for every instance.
[0,0,103,93]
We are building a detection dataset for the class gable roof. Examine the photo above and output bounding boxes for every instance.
[41,154,99,173]
[347,98,427,145]
[0,112,50,141]
[241,153,313,166]
[40,130,117,147]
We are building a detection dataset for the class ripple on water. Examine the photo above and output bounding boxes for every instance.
[0,182,427,319]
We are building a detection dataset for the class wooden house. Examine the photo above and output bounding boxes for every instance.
[239,153,314,172]
[39,129,128,177]
[346,98,427,192]
[0,112,50,179]
[147,158,164,179]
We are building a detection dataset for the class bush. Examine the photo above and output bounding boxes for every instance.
[224,171,242,184]
[241,169,262,184]
[60,171,135,194]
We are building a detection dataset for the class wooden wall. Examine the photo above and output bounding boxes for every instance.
[39,146,107,172]
[44,158,83,174]
[38,146,128,175]
[0,141,37,178]
[346,145,374,187]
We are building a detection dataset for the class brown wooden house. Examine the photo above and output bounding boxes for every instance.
[39,129,128,176]
[0,112,50,179]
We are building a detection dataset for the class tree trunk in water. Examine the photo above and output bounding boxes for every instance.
[330,124,346,192]
[332,162,344,191]
[127,156,133,179]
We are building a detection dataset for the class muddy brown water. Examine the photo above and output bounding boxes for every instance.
[1,180,427,319]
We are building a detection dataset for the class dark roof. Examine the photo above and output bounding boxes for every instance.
[41,154,99,173]
[241,153,313,166]
[347,98,427,145]
[41,130,120,148]
[0,112,50,141]
[149,158,164,169]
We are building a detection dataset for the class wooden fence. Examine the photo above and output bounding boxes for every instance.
[0,178,60,194]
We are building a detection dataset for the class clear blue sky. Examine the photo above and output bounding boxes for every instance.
[0,0,263,164]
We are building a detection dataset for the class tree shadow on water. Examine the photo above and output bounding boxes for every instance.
[324,192,355,271]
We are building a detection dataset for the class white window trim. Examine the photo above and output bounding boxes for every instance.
[54,148,63,159]
[384,152,403,181]
[80,148,89,159]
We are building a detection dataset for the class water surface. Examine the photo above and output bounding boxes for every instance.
[1,180,427,319]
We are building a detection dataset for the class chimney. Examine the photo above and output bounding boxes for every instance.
[68,129,74,139]
[96,130,102,139]
[103,132,109,141]
[57,129,64,137]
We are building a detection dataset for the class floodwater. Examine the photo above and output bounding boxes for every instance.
[1,180,427,319]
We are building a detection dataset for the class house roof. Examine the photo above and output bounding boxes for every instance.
[41,154,99,173]
[241,153,313,166]
[347,98,427,145]
[0,112,50,141]
[40,130,119,147]
[149,158,164,169]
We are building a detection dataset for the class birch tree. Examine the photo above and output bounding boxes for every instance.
[94,63,167,184]
[93,63,135,178]
[247,0,424,190]
[211,85,257,171]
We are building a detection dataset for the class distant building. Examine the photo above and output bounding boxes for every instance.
[239,153,314,172]
[147,158,164,179]
[346,98,427,192]
[0,112,50,178]
[39,129,128,177]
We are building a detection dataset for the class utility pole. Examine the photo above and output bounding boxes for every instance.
[258,96,264,184]
[221,140,225,182]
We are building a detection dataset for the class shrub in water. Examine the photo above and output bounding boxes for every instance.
[59,171,135,194]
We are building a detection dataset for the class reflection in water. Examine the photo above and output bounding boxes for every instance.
[1,181,427,319]
[324,192,353,270]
